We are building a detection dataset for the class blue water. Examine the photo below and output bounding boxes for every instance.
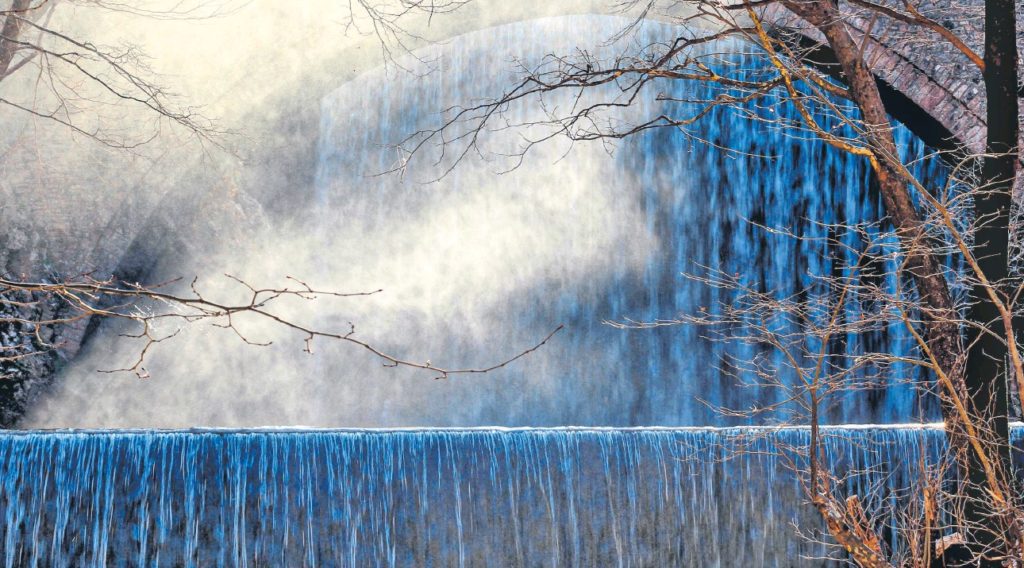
[310,15,955,426]
[21,16,959,429]
[4,15,973,567]
[0,426,994,567]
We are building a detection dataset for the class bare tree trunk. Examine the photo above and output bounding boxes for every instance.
[779,0,1017,563]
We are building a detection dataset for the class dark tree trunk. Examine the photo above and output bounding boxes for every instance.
[962,0,1018,564]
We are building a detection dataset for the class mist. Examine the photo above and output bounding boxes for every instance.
[13,3,933,429]
[19,11,670,428]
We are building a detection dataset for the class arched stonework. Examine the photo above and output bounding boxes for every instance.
[761,1,1022,153]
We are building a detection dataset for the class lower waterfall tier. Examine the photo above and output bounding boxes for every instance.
[2,426,1019,567]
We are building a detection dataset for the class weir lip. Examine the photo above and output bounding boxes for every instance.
[4,422,1022,435]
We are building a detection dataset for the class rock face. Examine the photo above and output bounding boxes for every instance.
[0,291,84,426]
[865,0,1023,154]
[0,116,270,427]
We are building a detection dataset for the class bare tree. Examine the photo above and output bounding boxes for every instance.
[341,0,471,70]
[0,273,561,380]
[374,0,1021,564]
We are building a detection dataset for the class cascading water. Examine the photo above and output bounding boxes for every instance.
[11,14,973,566]
[2,426,1005,567]
[307,15,953,426]
[24,16,952,428]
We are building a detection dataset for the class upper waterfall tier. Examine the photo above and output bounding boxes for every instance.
[310,16,953,426]
[21,16,956,429]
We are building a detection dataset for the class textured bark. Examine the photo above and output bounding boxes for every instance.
[961,0,1019,563]
[780,0,1013,564]
[812,496,895,568]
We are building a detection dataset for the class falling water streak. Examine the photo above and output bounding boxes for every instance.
[1,426,1017,567]
[310,15,954,427]
[6,15,976,566]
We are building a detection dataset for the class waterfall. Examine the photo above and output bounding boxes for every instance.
[307,15,953,427]
[22,15,955,428]
[1,425,1002,567]
[8,15,974,565]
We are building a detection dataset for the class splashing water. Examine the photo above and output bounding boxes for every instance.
[25,16,955,427]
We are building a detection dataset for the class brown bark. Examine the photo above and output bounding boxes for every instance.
[778,0,1016,564]
[845,495,884,557]
[812,495,894,568]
